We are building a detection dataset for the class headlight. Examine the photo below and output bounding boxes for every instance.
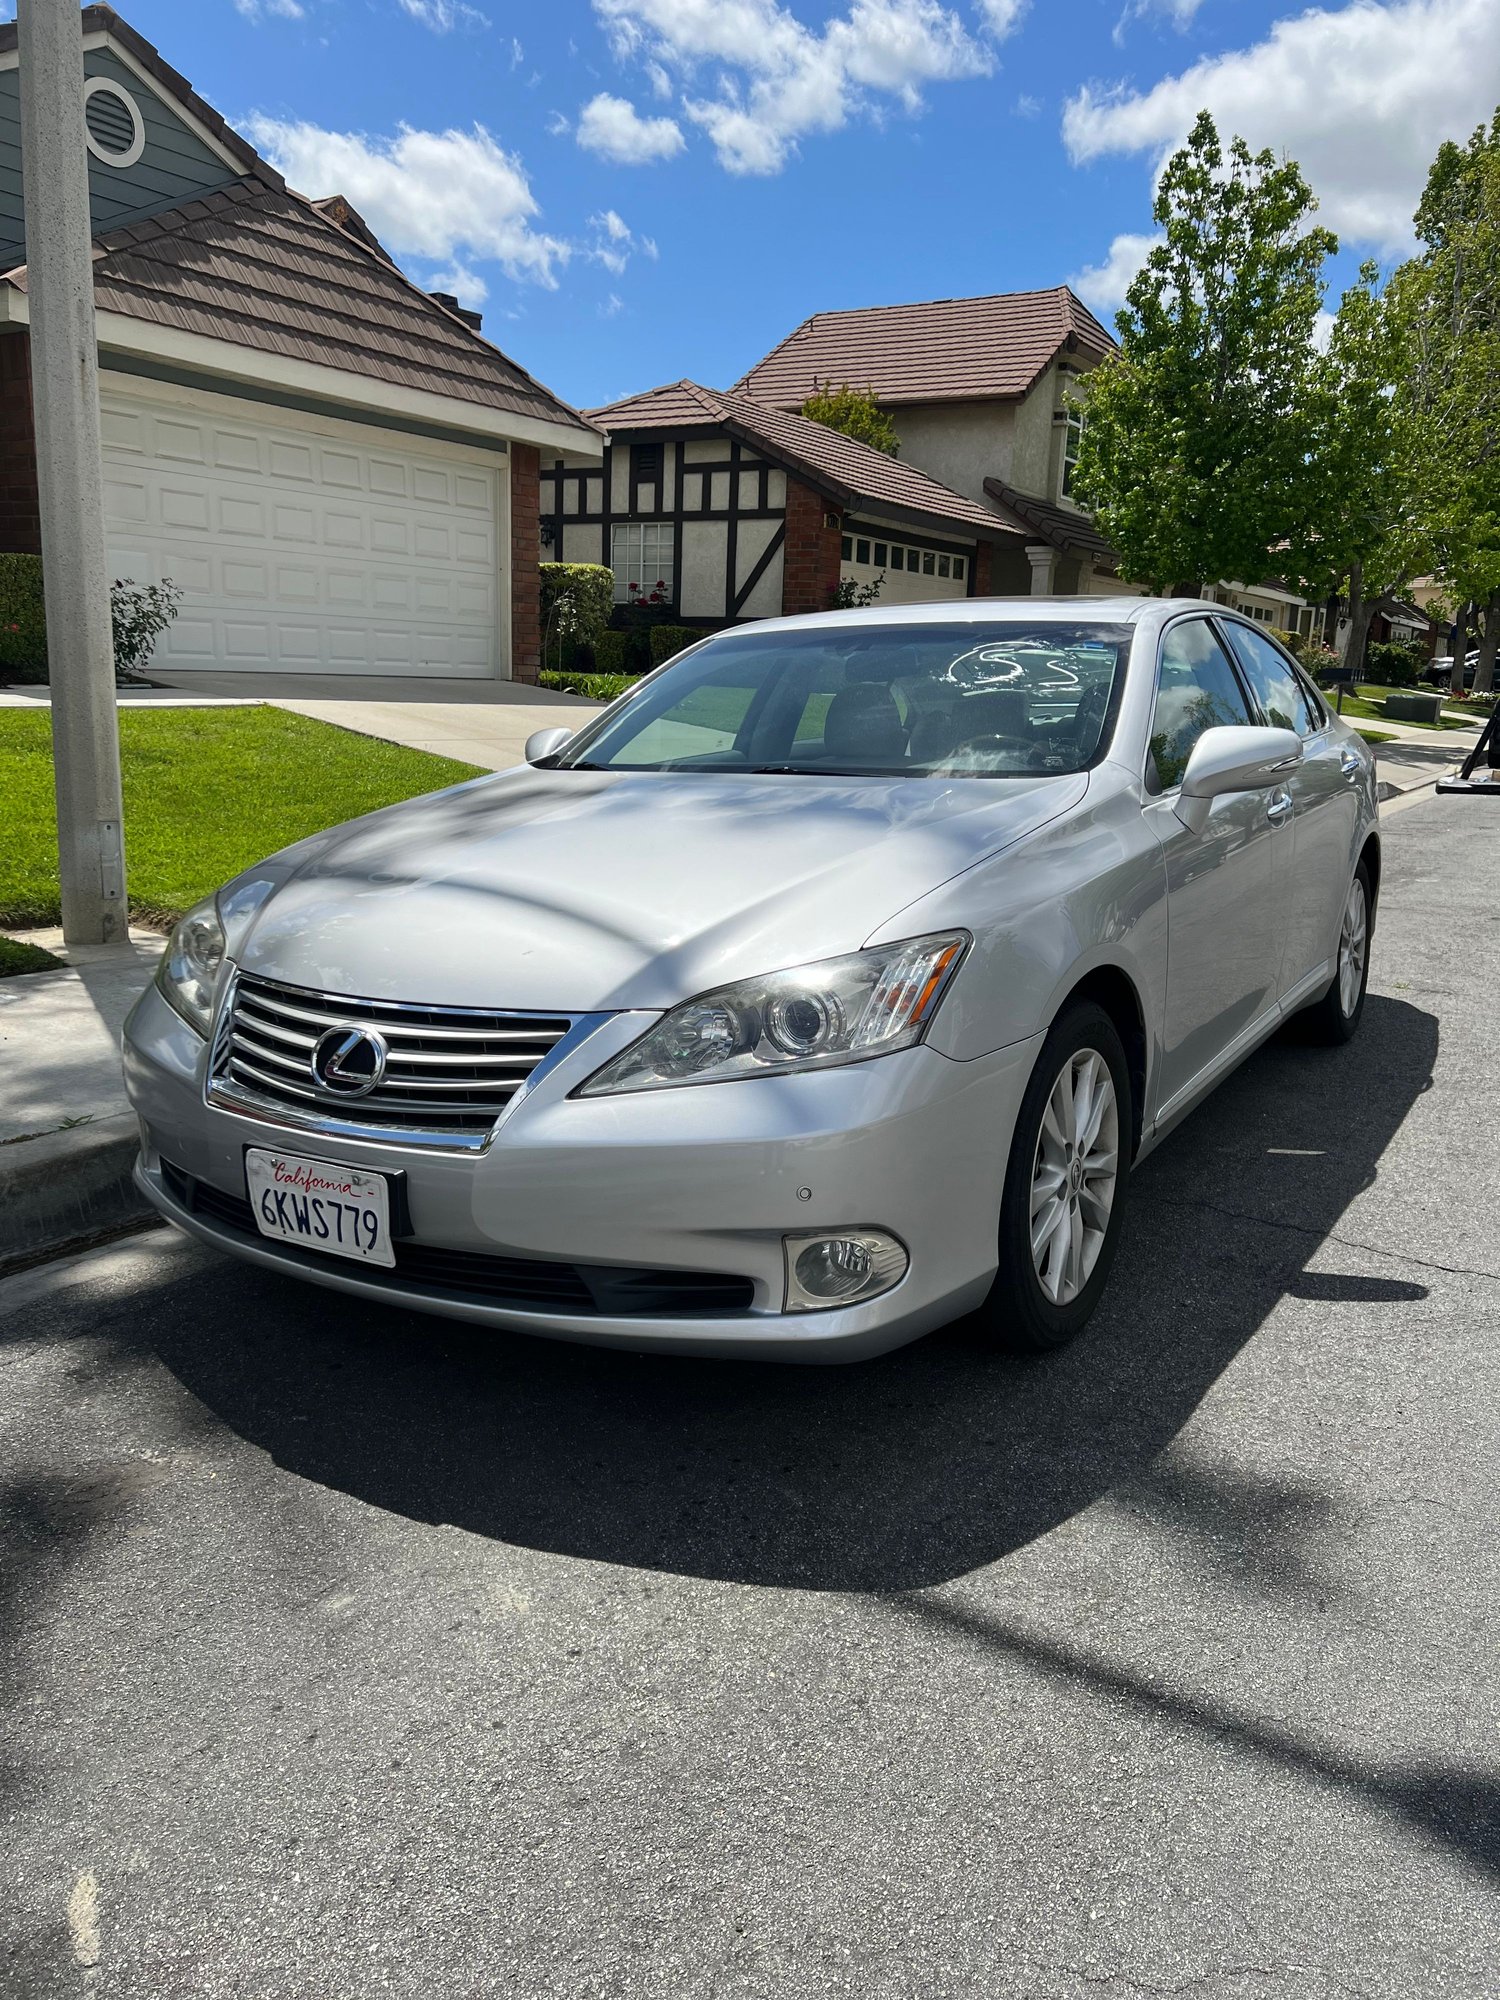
[156,896,226,1037]
[578,932,968,1096]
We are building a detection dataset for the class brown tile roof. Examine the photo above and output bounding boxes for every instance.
[5,178,595,437]
[983,477,1118,567]
[587,380,1025,545]
[735,287,1116,409]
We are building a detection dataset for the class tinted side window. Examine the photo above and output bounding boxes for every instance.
[1150,619,1255,789]
[1222,621,1318,735]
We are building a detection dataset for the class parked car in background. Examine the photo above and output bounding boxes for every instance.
[1424,651,1479,688]
[124,600,1379,1362]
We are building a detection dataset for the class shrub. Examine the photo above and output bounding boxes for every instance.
[112,579,182,680]
[0,557,183,683]
[649,624,705,666]
[539,562,613,666]
[539,669,637,701]
[593,629,631,676]
[1363,640,1423,688]
[0,553,47,683]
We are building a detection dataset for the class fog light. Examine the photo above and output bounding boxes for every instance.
[783,1229,908,1312]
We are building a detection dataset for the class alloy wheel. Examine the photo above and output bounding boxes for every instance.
[1338,877,1368,1017]
[1029,1048,1119,1307]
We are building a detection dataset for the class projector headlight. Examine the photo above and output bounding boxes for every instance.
[578,932,967,1096]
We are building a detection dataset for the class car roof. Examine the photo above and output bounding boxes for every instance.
[748,596,1214,638]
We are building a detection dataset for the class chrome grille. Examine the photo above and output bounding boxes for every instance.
[208,972,574,1148]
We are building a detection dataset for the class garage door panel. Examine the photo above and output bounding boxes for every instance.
[101,385,505,678]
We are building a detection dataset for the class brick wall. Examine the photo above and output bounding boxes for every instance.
[969,539,994,598]
[781,478,843,616]
[509,441,541,682]
[0,333,41,556]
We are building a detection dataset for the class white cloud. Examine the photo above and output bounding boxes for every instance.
[1113,0,1203,40]
[584,208,653,275]
[1069,229,1161,312]
[235,0,305,20]
[425,261,489,308]
[396,0,490,29]
[1013,91,1040,117]
[242,116,570,286]
[600,292,625,317]
[646,61,674,98]
[595,0,994,175]
[545,110,571,137]
[576,91,686,163]
[974,0,1028,33]
[1064,0,1500,254]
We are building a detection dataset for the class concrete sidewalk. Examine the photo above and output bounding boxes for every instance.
[156,671,606,770]
[0,928,162,1271]
[2,672,607,772]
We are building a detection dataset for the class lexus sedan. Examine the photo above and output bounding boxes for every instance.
[123,599,1379,1361]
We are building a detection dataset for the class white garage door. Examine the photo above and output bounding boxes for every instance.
[100,379,508,678]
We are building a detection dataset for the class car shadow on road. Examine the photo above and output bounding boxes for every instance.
[129,994,1440,1595]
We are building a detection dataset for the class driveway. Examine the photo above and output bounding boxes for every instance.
[2,794,1495,1999]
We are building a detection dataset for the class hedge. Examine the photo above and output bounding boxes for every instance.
[649,624,705,666]
[539,669,638,701]
[0,554,47,683]
[539,563,613,650]
[1363,640,1424,688]
[593,629,631,676]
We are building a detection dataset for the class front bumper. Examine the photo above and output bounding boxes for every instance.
[123,979,1041,1361]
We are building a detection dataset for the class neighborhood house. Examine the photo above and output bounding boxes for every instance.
[0,5,599,684]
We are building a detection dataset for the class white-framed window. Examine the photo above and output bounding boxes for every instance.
[842,532,965,584]
[1061,406,1085,499]
[610,522,675,605]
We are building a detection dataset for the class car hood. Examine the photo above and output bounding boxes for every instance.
[235,766,1087,1011]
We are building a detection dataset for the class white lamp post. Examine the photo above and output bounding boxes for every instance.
[17,0,127,945]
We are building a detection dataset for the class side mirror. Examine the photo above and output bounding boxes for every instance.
[1175,725,1301,833]
[524,726,573,766]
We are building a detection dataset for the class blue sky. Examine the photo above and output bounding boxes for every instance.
[17,1,1500,409]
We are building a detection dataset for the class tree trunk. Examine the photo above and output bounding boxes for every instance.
[1338,560,1375,677]
[1451,603,1473,697]
[1473,590,1500,698]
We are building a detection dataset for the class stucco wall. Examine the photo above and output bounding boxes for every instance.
[888,400,1014,505]
[680,519,729,619]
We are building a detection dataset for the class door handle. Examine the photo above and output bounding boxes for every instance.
[1339,747,1361,779]
[1266,788,1294,824]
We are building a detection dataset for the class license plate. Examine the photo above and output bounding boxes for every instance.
[245,1148,396,1268]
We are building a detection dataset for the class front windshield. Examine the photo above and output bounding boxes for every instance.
[555,621,1133,779]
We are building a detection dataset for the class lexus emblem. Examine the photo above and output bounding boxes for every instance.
[310,1025,389,1097]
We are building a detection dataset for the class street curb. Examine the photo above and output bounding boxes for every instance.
[0,1112,152,1276]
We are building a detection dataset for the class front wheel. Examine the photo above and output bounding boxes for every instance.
[1300,863,1372,1045]
[986,1001,1132,1353]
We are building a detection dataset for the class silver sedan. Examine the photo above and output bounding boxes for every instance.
[123,599,1379,1361]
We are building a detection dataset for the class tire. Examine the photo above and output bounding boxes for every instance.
[1300,861,1372,1046]
[987,1000,1133,1353]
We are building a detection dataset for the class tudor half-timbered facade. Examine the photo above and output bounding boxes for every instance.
[545,381,1024,626]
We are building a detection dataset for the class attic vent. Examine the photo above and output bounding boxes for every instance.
[83,77,145,170]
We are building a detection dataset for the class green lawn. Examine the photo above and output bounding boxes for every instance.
[0,934,64,978]
[1330,685,1477,731]
[0,707,484,930]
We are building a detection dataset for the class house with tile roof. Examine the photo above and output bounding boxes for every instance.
[549,379,1029,625]
[736,286,1329,638]
[0,6,600,683]
[736,287,1119,599]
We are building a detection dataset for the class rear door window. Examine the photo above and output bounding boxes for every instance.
[1221,621,1321,736]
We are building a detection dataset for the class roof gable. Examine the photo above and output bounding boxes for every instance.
[735,287,1116,410]
[0,9,265,272]
[588,380,1024,545]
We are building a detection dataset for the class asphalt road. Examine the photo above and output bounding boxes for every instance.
[3,793,1497,2000]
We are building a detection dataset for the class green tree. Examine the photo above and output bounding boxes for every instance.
[1388,109,1500,694]
[801,381,900,457]
[1287,265,1413,673]
[1071,111,1336,595]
